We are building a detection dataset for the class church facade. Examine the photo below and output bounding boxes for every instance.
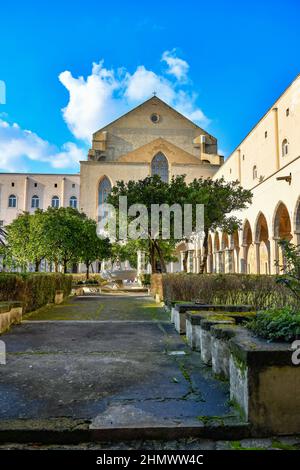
[0,76,300,275]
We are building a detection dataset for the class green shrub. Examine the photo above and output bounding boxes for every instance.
[247,307,300,342]
[0,273,72,313]
[159,273,297,310]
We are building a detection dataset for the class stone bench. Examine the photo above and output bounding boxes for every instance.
[229,330,300,434]
[173,303,253,334]
[0,301,23,334]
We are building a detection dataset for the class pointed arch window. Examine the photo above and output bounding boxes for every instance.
[98,177,111,206]
[151,153,169,182]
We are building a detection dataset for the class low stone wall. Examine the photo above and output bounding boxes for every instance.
[184,308,300,435]
[211,324,242,379]
[0,302,23,334]
[200,316,235,366]
[229,331,300,434]
[174,303,253,334]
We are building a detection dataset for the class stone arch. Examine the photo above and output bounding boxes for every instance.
[214,232,220,252]
[221,232,229,250]
[273,201,292,240]
[254,212,270,274]
[273,201,292,271]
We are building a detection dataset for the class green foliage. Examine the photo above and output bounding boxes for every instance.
[0,273,72,313]
[3,207,111,276]
[276,240,300,303]
[247,307,300,342]
[108,174,252,273]
[79,217,111,278]
[159,273,297,310]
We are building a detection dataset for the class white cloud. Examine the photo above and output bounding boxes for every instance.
[0,119,85,172]
[0,51,210,172]
[59,51,209,142]
[161,49,189,82]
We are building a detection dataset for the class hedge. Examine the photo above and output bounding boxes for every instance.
[152,273,298,310]
[0,273,72,313]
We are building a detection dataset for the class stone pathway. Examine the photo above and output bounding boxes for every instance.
[0,293,241,442]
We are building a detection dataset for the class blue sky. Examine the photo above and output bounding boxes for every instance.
[1,0,300,173]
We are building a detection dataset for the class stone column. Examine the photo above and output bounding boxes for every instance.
[271,237,280,274]
[215,252,219,273]
[224,249,234,273]
[255,241,260,274]
[180,251,185,272]
[240,244,248,273]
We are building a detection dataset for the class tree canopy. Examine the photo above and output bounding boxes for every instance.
[108,175,252,273]
[2,207,111,277]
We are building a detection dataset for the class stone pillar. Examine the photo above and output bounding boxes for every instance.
[180,251,185,272]
[255,241,260,274]
[271,237,280,274]
[215,252,219,273]
[240,244,248,274]
[224,249,234,273]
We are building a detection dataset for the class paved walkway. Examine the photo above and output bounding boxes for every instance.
[0,293,237,435]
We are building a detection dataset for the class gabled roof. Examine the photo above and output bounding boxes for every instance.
[117,137,202,165]
[93,95,214,139]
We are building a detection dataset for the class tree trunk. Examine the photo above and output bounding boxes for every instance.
[199,229,209,274]
[183,250,188,272]
[154,241,167,273]
[149,241,156,273]
[86,261,90,280]
[34,259,40,272]
[63,259,68,273]
[54,260,59,273]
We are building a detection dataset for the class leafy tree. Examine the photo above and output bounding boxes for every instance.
[40,207,86,273]
[5,212,47,271]
[108,175,181,272]
[186,177,252,273]
[79,217,111,279]
[108,175,252,273]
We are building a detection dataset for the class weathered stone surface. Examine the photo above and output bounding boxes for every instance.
[229,329,300,434]
[211,325,243,380]
[0,295,235,437]
[0,302,23,334]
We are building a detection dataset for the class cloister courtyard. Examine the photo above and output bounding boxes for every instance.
[0,293,236,436]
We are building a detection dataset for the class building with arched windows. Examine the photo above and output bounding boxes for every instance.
[1,77,300,275]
